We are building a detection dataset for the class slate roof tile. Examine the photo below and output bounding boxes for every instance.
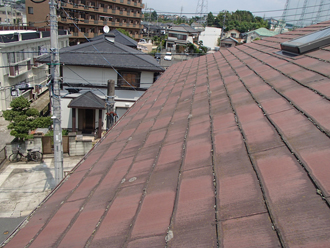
[37,35,164,72]
[4,21,330,248]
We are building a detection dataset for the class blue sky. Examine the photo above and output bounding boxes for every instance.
[143,0,287,18]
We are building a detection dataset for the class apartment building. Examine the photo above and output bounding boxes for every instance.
[0,6,24,25]
[0,30,70,113]
[26,0,144,45]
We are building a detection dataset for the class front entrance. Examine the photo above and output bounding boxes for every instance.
[78,109,95,134]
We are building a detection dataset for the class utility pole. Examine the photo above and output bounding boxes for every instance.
[219,12,226,51]
[50,0,63,185]
[106,79,115,130]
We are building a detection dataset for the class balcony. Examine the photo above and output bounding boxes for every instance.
[9,59,32,78]
[109,0,143,8]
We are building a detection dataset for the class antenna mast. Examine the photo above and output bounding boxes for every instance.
[195,0,208,23]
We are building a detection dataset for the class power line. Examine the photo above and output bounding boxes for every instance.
[146,2,330,17]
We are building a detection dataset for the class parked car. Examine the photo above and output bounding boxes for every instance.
[154,53,161,59]
[164,52,172,61]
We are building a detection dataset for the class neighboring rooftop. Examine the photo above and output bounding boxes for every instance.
[246,27,281,37]
[37,35,164,72]
[169,24,199,34]
[3,21,330,247]
[91,29,138,48]
[0,30,69,44]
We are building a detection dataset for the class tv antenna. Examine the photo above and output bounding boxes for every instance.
[103,25,110,33]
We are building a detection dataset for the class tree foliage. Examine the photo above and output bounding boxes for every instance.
[116,28,132,39]
[207,10,268,33]
[144,10,158,22]
[207,12,215,26]
[3,96,52,140]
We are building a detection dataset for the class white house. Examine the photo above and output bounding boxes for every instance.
[198,27,222,50]
[0,30,70,113]
[38,32,164,138]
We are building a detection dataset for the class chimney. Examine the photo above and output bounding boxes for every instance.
[105,33,115,43]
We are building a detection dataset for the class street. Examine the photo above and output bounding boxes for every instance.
[0,154,84,244]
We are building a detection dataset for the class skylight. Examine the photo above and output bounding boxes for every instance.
[281,27,330,54]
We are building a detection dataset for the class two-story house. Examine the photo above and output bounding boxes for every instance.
[165,24,200,53]
[38,32,164,137]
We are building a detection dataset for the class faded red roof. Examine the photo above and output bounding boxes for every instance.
[4,21,330,247]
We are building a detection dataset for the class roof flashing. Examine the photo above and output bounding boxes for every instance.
[280,26,330,54]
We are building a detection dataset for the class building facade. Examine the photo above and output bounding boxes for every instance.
[166,25,200,52]
[0,6,24,25]
[26,0,144,45]
[37,33,164,137]
[0,30,70,113]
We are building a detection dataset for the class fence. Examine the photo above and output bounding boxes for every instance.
[6,133,92,158]
[42,136,69,154]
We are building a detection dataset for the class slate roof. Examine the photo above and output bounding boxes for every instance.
[4,21,330,247]
[169,25,199,34]
[68,91,105,109]
[90,29,138,48]
[37,36,164,72]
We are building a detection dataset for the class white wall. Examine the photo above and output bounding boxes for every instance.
[61,66,155,130]
[198,27,222,50]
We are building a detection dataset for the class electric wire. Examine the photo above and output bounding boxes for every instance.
[142,1,330,16]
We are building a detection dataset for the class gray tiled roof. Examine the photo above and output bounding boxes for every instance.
[37,36,164,72]
[169,25,199,33]
[90,29,138,48]
[68,91,105,109]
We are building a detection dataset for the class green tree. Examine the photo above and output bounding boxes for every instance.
[3,96,52,140]
[151,10,158,21]
[207,12,215,26]
[215,10,267,33]
[116,28,132,39]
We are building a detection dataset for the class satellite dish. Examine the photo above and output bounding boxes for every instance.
[103,25,110,33]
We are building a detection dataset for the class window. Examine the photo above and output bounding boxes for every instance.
[117,72,140,88]
[231,33,237,38]
[28,7,33,14]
